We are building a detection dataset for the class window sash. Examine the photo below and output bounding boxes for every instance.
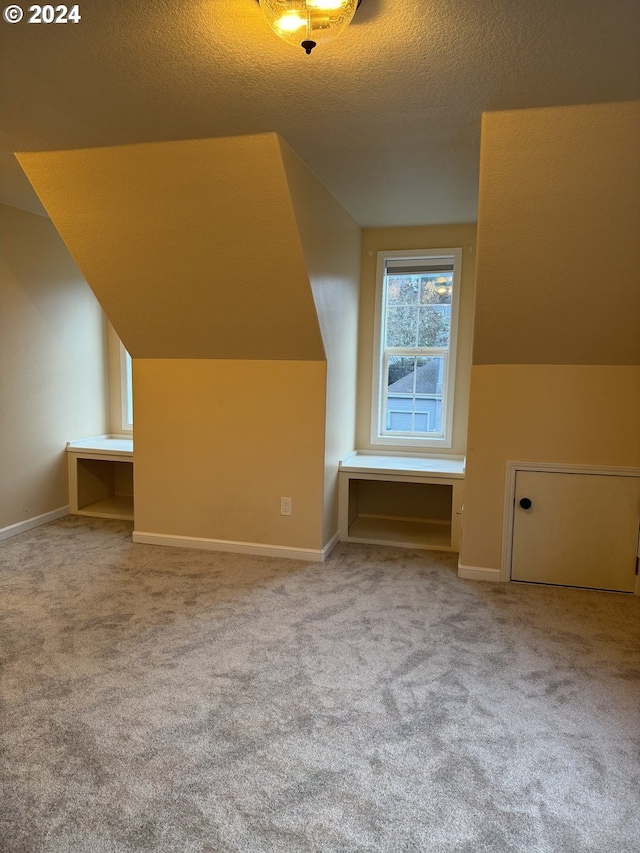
[380,350,448,439]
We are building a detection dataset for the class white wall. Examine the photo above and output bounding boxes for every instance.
[0,203,109,532]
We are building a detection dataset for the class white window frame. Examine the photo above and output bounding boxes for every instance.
[119,342,133,433]
[106,322,133,434]
[371,248,462,450]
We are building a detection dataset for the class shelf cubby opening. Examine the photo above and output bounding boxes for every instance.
[76,457,134,520]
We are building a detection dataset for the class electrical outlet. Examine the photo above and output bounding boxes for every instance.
[280,497,292,516]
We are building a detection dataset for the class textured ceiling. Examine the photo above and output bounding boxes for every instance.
[1,0,638,227]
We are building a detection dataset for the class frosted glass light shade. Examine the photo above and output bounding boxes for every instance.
[260,0,359,54]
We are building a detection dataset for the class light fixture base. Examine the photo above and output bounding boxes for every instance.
[257,0,361,54]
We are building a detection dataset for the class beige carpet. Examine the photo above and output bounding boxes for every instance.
[1,515,639,852]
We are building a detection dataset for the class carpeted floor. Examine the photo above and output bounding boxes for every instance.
[1,516,639,853]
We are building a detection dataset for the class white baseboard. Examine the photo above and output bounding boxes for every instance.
[132,529,340,563]
[322,531,341,560]
[457,562,502,582]
[0,506,70,541]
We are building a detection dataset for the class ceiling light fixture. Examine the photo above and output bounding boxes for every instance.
[259,0,360,55]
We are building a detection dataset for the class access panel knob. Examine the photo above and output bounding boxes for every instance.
[519,497,532,510]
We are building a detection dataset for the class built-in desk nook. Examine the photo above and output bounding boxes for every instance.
[67,435,134,521]
[339,451,465,551]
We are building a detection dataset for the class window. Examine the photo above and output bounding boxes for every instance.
[107,322,132,433]
[120,343,133,431]
[371,248,461,449]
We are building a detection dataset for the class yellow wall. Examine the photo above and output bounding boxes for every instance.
[18,134,360,553]
[133,360,327,549]
[17,134,325,361]
[356,224,477,454]
[461,103,640,572]
[473,102,639,366]
[463,365,640,568]
[0,203,108,530]
[279,140,361,543]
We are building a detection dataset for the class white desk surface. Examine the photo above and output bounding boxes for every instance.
[67,435,133,456]
[339,451,465,478]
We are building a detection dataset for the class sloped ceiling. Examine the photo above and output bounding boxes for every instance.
[1,0,639,227]
[17,134,327,359]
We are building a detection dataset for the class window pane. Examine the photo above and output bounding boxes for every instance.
[417,305,451,347]
[436,304,451,346]
[385,356,444,435]
[427,399,443,434]
[420,273,452,305]
[386,276,418,305]
[387,356,417,389]
[413,356,443,395]
[386,306,418,347]
[387,410,413,431]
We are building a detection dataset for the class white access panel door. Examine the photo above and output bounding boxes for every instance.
[511,470,640,592]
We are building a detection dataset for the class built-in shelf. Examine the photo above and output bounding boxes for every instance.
[339,451,464,552]
[73,493,134,520]
[67,435,134,521]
